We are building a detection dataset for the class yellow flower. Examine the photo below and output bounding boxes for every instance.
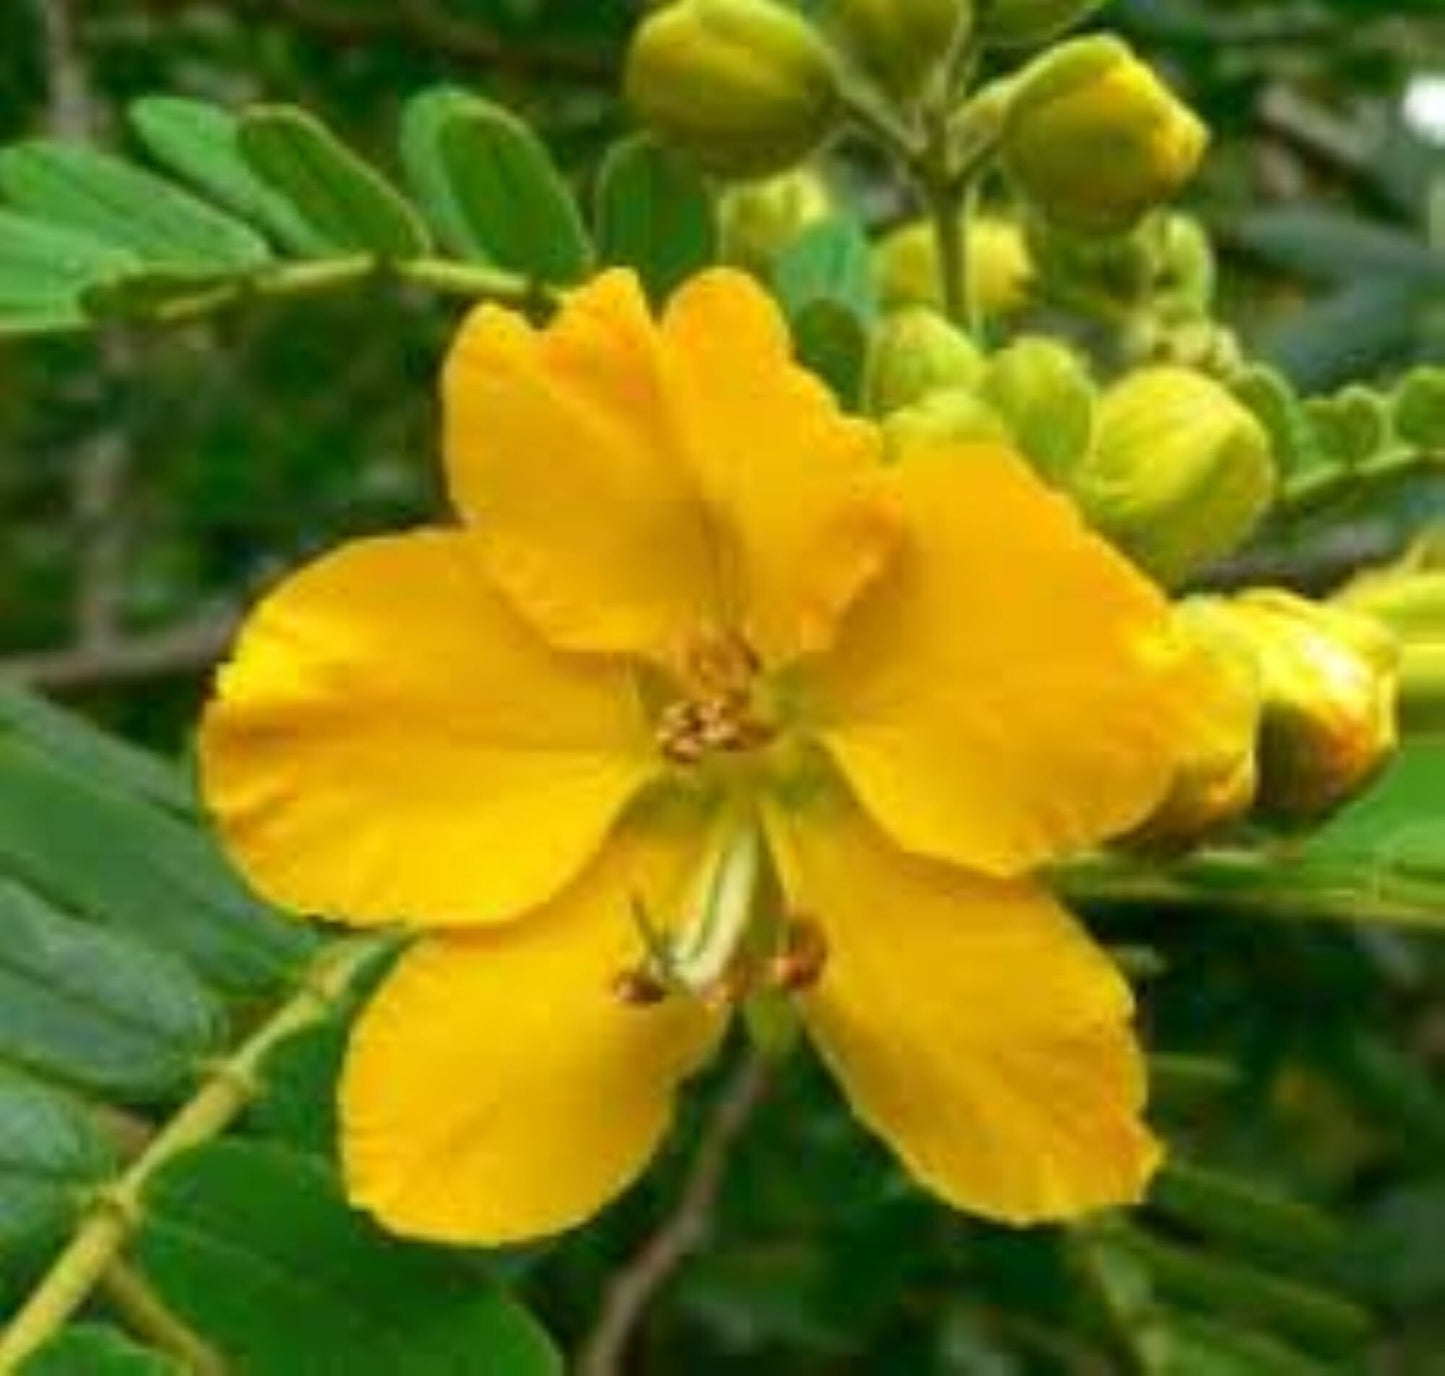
[201,268,1198,1245]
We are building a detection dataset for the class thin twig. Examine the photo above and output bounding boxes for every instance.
[577,1054,771,1376]
[136,0,613,80]
[0,614,237,691]
[31,0,137,655]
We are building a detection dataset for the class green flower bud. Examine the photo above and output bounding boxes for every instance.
[881,386,1011,456]
[1213,591,1399,827]
[1156,212,1216,317]
[719,167,833,273]
[1123,599,1261,854]
[1001,37,1208,235]
[1024,211,1163,317]
[832,0,972,102]
[626,0,841,179]
[1072,365,1275,587]
[976,0,1107,48]
[864,307,985,416]
[978,336,1095,485]
[873,214,1034,316]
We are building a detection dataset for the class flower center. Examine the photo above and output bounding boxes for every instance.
[654,630,777,766]
[612,809,827,1011]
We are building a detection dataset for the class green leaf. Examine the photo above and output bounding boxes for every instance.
[0,210,138,316]
[1295,741,1445,904]
[773,217,875,404]
[0,1078,116,1260]
[0,733,313,994]
[247,1017,349,1158]
[1150,1162,1344,1266]
[594,135,715,303]
[1108,1225,1371,1355]
[237,107,429,259]
[129,96,333,257]
[0,879,223,1095]
[1264,282,1422,392]
[19,1324,183,1375]
[136,1141,561,1375]
[1238,209,1445,286]
[790,298,868,408]
[399,88,591,281]
[1301,387,1393,471]
[1393,366,1445,452]
[773,215,875,323]
[0,142,271,276]
[0,689,193,818]
[1230,365,1328,481]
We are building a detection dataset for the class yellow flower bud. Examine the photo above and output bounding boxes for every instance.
[1072,366,1275,587]
[831,0,972,102]
[880,386,1011,456]
[978,336,1095,485]
[1001,37,1207,235]
[976,0,1106,48]
[719,167,833,273]
[1215,591,1400,827]
[1123,599,1261,854]
[864,307,984,416]
[873,214,1034,316]
[626,0,841,179]
[1335,531,1445,737]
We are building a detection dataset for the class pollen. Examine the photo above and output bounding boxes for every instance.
[655,629,776,765]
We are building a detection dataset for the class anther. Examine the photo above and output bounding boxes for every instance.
[612,967,670,1006]
[768,916,829,993]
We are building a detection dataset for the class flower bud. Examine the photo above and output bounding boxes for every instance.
[881,386,1011,456]
[873,214,1033,317]
[1122,600,1261,854]
[1000,37,1207,235]
[1024,212,1160,316]
[719,167,833,273]
[1335,533,1445,737]
[832,0,972,102]
[1214,591,1400,827]
[978,336,1095,485]
[976,0,1107,48]
[626,0,841,179]
[864,307,984,416]
[1071,366,1275,587]
[1156,212,1216,318]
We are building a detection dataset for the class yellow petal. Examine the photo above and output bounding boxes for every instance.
[767,798,1160,1224]
[807,443,1192,876]
[661,270,900,664]
[341,821,725,1244]
[444,267,897,668]
[200,530,654,928]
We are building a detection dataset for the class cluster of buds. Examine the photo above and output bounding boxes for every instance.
[625,0,1203,237]
[864,311,1274,587]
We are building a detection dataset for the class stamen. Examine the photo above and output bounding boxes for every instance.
[611,814,765,1007]
[654,632,775,766]
[768,916,828,993]
[611,968,670,1006]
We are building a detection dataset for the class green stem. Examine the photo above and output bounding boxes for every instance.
[924,169,969,328]
[1056,850,1444,929]
[0,936,382,1372]
[101,1260,228,1375]
[396,257,544,308]
[1277,447,1443,519]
